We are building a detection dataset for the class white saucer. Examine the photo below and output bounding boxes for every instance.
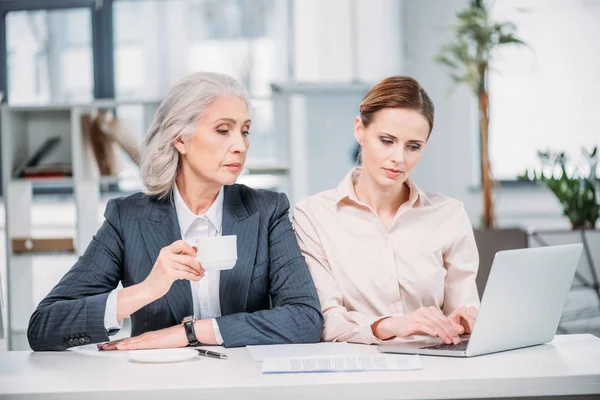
[127,348,199,363]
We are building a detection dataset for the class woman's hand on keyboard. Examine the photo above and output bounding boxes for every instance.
[449,306,478,334]
[393,307,464,345]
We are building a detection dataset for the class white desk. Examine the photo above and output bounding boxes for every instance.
[1,334,599,399]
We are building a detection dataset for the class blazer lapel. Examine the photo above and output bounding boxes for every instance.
[139,196,193,324]
[219,185,259,315]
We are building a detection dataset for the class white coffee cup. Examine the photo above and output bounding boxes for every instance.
[195,235,237,271]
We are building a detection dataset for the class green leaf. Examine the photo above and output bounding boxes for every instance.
[434,55,460,70]
[530,147,600,228]
[434,1,526,93]
[496,34,526,46]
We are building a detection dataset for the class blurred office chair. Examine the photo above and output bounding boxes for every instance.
[473,228,528,299]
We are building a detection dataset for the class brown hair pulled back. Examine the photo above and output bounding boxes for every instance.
[359,76,434,138]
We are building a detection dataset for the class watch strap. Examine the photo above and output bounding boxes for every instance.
[182,316,199,346]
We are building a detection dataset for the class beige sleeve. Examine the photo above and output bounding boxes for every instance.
[292,200,388,344]
[442,203,481,316]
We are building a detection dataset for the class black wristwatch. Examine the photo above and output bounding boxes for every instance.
[182,315,199,346]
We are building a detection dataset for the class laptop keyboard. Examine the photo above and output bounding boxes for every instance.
[420,341,469,351]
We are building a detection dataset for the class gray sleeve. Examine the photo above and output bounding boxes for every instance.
[215,193,324,347]
[27,199,125,351]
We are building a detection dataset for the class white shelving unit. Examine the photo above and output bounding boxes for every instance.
[271,82,371,205]
[0,100,160,350]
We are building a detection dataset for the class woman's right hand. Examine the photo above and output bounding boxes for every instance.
[374,306,464,344]
[143,240,204,300]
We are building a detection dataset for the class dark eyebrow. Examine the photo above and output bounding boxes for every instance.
[378,132,397,140]
[214,118,252,124]
[377,132,424,144]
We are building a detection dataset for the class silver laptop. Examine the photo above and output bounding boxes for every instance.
[378,244,582,357]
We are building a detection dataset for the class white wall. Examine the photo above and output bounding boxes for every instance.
[489,0,600,180]
[294,0,404,82]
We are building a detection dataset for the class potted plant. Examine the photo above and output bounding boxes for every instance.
[435,0,526,228]
[519,147,600,334]
[518,147,599,230]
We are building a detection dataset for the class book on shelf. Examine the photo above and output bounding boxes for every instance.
[11,237,75,253]
[81,112,140,178]
[23,163,72,179]
[12,136,63,178]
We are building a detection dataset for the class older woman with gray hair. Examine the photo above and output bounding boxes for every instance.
[27,72,323,351]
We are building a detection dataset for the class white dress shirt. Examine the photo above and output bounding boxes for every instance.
[103,185,225,344]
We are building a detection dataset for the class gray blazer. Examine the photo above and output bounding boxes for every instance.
[27,184,323,351]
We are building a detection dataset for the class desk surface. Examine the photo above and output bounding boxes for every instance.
[1,334,599,400]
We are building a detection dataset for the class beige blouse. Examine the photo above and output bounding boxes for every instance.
[293,168,480,344]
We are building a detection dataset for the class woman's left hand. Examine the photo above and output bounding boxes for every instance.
[97,324,187,351]
[449,306,478,334]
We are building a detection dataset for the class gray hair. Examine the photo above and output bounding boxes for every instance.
[140,72,250,199]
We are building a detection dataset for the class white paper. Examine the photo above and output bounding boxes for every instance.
[261,354,422,374]
[247,342,353,362]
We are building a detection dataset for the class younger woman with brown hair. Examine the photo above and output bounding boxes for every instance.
[293,76,479,345]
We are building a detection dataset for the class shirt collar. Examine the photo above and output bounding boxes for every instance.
[334,168,361,204]
[335,167,430,207]
[173,183,224,236]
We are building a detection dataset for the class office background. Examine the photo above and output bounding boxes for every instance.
[0,0,598,350]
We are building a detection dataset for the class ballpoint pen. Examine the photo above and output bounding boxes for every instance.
[196,349,228,360]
